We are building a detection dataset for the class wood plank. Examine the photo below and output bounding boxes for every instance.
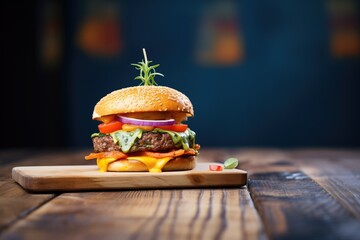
[1,189,266,240]
[0,180,55,232]
[1,149,247,235]
[2,148,360,240]
[226,148,360,239]
[248,170,360,239]
[0,150,90,232]
[290,150,360,220]
[12,163,247,192]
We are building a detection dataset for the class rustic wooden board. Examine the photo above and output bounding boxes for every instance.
[0,150,58,231]
[248,170,360,240]
[1,189,266,240]
[0,180,56,232]
[12,163,247,192]
[293,153,360,220]
[234,148,360,240]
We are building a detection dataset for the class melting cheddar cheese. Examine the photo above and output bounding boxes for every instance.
[97,158,117,172]
[96,156,173,172]
[127,156,172,172]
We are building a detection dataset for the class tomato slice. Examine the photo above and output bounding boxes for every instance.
[98,121,123,133]
[156,124,188,132]
[209,165,223,171]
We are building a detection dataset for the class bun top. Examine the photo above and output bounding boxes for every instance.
[92,86,194,120]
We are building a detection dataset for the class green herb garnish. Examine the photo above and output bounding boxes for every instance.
[131,48,164,86]
[224,157,239,169]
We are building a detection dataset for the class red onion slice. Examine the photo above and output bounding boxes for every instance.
[117,115,175,126]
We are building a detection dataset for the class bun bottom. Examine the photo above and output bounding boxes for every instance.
[106,155,197,172]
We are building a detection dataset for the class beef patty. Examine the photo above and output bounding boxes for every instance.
[92,132,180,153]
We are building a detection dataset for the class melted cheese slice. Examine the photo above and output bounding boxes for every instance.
[97,157,117,172]
[97,156,173,172]
[127,156,172,172]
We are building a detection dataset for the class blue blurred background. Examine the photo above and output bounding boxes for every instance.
[2,0,359,149]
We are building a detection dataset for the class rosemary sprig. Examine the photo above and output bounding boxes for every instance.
[131,48,164,86]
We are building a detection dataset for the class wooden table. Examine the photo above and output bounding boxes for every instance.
[1,148,359,240]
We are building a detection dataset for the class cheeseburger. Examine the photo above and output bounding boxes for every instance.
[85,49,199,172]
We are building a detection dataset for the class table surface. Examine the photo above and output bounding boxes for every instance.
[1,148,359,240]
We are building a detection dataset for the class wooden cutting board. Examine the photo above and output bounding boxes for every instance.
[12,163,247,192]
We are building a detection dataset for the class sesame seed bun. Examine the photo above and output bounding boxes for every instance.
[92,86,194,120]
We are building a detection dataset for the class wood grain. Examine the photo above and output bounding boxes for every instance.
[235,148,360,240]
[1,189,266,240]
[0,150,90,231]
[2,148,360,240]
[291,149,360,220]
[249,170,360,239]
[0,150,54,231]
[12,163,247,192]
[0,180,55,231]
